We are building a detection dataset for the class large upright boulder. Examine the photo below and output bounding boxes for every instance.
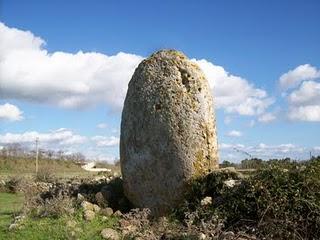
[120,50,218,215]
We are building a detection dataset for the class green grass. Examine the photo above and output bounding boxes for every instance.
[0,192,24,236]
[0,192,119,239]
[3,212,119,240]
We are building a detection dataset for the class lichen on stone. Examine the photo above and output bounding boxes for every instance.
[120,49,219,215]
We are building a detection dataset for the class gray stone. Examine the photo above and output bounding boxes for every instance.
[95,191,108,208]
[101,228,120,240]
[8,223,19,231]
[101,207,114,216]
[77,193,85,202]
[81,200,94,211]
[120,49,218,215]
[93,204,101,213]
[113,210,123,217]
[84,210,95,221]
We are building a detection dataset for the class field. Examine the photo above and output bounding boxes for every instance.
[0,155,319,239]
[0,192,24,235]
[0,192,118,240]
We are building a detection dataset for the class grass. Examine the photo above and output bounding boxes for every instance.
[2,212,119,240]
[0,192,119,240]
[0,156,120,180]
[0,192,24,236]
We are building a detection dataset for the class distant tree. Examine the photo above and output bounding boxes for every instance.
[241,158,264,169]
[220,160,236,168]
[71,152,86,163]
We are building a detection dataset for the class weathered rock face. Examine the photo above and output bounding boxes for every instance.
[120,50,218,215]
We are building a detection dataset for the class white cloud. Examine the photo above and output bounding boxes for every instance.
[91,136,119,147]
[0,22,143,110]
[0,22,274,117]
[288,105,320,122]
[258,112,276,123]
[226,130,242,137]
[288,81,320,105]
[96,123,108,129]
[0,103,24,121]
[279,64,320,90]
[0,128,86,146]
[286,80,320,122]
[278,63,320,122]
[0,128,120,163]
[194,59,274,116]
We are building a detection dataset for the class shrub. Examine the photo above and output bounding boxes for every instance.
[4,176,23,193]
[24,193,75,218]
[175,157,320,239]
[35,167,54,182]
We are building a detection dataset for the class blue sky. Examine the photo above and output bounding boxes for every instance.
[0,0,319,162]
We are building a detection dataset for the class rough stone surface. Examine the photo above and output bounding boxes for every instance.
[101,228,120,240]
[113,210,123,217]
[84,210,95,221]
[101,207,114,216]
[81,201,94,211]
[120,50,218,215]
[95,191,108,208]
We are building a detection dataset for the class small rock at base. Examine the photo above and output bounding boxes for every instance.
[113,210,122,217]
[84,210,95,221]
[95,191,108,208]
[93,204,101,213]
[101,228,120,240]
[8,223,18,231]
[101,207,114,216]
[81,201,94,211]
[77,193,85,202]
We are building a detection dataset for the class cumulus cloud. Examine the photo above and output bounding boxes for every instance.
[279,64,320,90]
[288,81,320,105]
[195,59,274,116]
[0,103,24,121]
[286,80,320,122]
[91,136,119,147]
[278,64,320,122]
[226,130,242,137]
[0,128,86,146]
[0,22,143,110]
[288,105,320,122]
[0,22,273,117]
[0,128,120,163]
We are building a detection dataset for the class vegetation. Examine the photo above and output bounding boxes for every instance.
[0,192,24,237]
[1,151,320,239]
[177,156,320,239]
[2,207,118,240]
[0,144,119,178]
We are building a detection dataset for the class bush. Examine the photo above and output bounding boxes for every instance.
[4,176,23,193]
[24,192,75,219]
[176,157,320,239]
[35,167,54,182]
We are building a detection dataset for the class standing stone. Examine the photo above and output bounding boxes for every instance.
[120,50,218,215]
